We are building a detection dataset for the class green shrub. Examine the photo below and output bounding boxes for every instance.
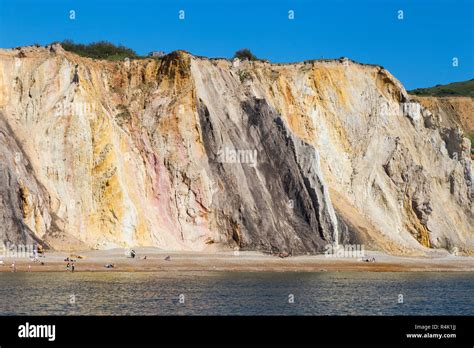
[237,70,252,83]
[233,48,257,61]
[61,40,141,60]
[467,133,474,153]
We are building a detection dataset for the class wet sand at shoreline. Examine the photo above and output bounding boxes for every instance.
[1,248,473,272]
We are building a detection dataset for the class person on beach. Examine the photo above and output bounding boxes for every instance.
[71,262,75,272]
[66,262,70,271]
[38,245,45,258]
[11,262,16,272]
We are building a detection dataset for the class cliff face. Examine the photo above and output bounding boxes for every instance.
[0,45,472,254]
[413,96,474,135]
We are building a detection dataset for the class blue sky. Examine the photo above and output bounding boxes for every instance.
[0,0,472,89]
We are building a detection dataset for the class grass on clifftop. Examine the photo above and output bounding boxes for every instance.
[409,79,474,98]
[60,40,143,61]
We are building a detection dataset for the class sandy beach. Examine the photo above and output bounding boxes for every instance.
[1,248,473,272]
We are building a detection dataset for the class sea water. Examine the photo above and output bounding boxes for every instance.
[0,271,472,315]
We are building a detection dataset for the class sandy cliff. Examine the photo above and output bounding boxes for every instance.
[0,45,472,254]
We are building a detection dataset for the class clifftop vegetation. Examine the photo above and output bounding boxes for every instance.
[409,79,474,98]
[233,48,258,61]
[60,40,141,61]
